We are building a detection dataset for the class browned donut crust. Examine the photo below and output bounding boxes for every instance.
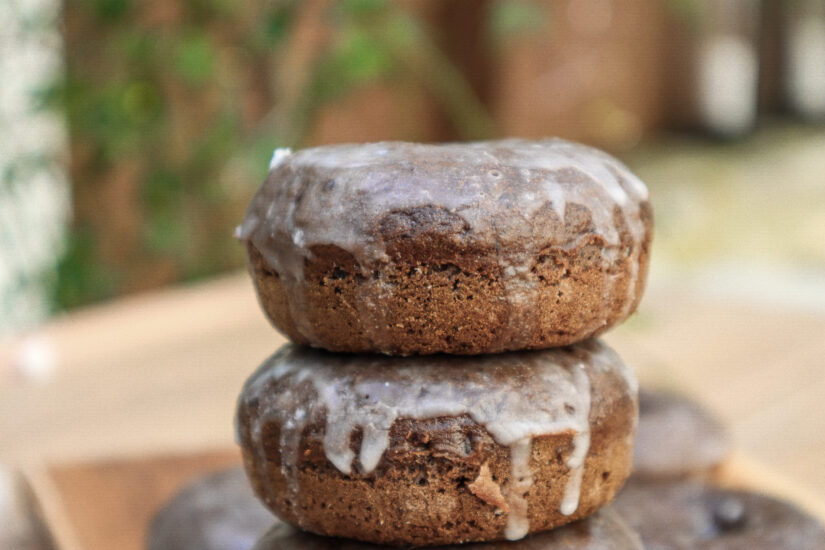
[236,341,638,546]
[239,140,653,355]
[251,507,643,550]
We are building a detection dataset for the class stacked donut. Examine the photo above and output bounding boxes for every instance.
[233,139,653,546]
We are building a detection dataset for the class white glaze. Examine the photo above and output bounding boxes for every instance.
[560,363,592,517]
[504,438,533,540]
[237,139,651,351]
[269,147,292,169]
[237,339,638,540]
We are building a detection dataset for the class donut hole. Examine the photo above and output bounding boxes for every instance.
[711,496,748,533]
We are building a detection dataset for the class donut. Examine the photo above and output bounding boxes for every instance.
[633,388,729,479]
[251,507,642,550]
[237,139,653,355]
[235,339,638,546]
[613,480,825,549]
[146,467,276,550]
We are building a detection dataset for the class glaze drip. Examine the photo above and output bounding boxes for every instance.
[236,139,651,350]
[560,362,592,517]
[237,339,637,540]
[504,438,533,540]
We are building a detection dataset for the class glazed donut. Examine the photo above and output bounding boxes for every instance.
[633,388,729,479]
[146,467,276,550]
[237,139,652,355]
[235,340,638,546]
[613,479,825,549]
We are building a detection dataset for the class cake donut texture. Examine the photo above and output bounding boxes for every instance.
[237,139,653,355]
[235,340,638,546]
[251,507,643,550]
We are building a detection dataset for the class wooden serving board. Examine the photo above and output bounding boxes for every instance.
[24,450,244,550]
[22,448,825,550]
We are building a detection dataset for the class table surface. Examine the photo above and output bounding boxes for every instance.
[25,449,824,550]
[1,270,824,501]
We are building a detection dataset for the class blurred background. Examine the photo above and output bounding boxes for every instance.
[1,0,824,548]
[1,0,824,325]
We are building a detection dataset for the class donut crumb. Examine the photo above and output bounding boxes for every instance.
[468,463,509,513]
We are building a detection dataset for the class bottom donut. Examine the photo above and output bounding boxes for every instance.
[613,479,825,549]
[633,388,729,479]
[235,340,638,546]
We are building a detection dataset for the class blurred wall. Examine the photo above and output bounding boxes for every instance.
[0,0,69,334]
[491,0,667,150]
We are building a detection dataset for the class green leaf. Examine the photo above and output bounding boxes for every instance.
[311,29,395,103]
[86,0,133,22]
[174,33,216,86]
[142,169,183,211]
[665,0,709,25]
[264,6,295,45]
[122,82,162,124]
[143,209,187,255]
[338,0,387,20]
[487,0,548,44]
[54,230,120,310]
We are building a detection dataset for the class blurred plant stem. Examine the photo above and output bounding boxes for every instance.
[251,1,496,147]
[384,11,496,140]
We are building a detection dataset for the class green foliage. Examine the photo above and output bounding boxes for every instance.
[55,229,121,310]
[664,0,709,27]
[55,1,494,310]
[86,0,134,22]
[174,32,216,86]
[309,1,496,139]
[337,0,386,18]
[312,29,395,103]
[262,7,294,46]
[487,0,548,45]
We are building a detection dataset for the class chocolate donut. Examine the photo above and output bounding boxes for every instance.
[237,139,653,355]
[147,467,276,550]
[235,340,638,546]
[251,507,642,550]
[633,388,729,479]
[613,480,825,549]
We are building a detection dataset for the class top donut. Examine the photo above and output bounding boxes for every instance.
[238,139,653,355]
